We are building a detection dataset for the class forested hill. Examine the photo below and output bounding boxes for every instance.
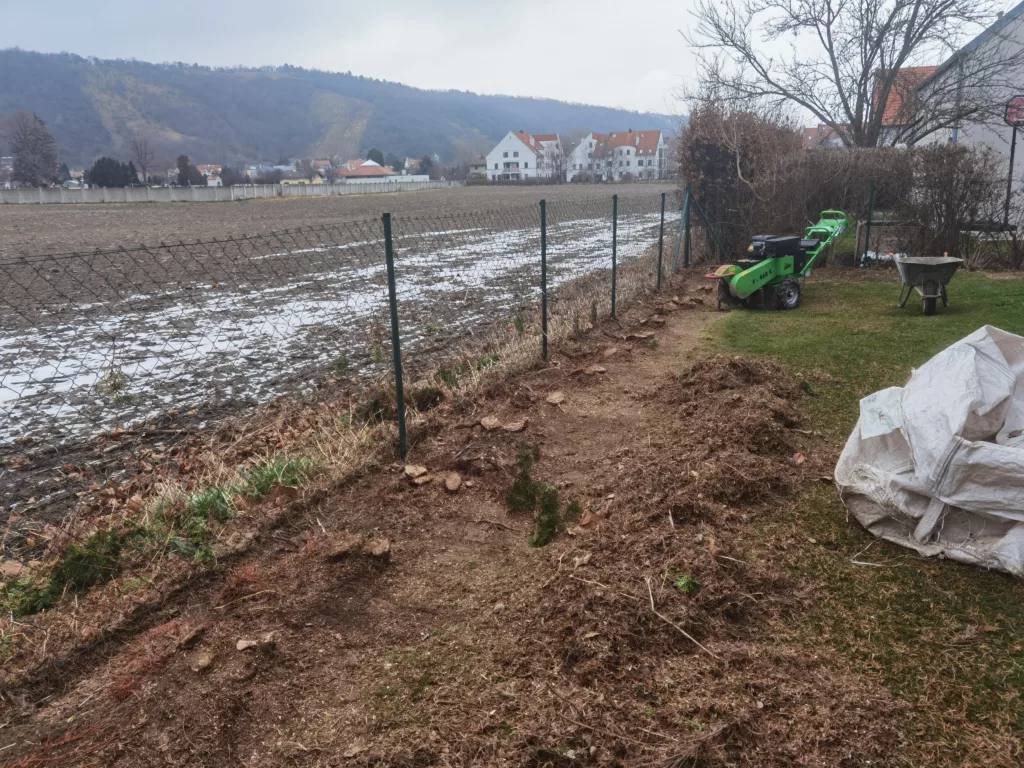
[0,49,678,167]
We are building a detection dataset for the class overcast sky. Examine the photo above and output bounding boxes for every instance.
[0,0,704,114]
[0,0,1017,116]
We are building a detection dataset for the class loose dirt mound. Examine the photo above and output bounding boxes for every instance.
[0,294,904,767]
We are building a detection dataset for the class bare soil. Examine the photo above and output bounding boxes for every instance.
[0,183,677,258]
[0,280,929,767]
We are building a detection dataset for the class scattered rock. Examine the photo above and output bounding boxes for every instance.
[583,365,607,375]
[573,552,593,568]
[502,419,528,433]
[260,631,278,649]
[481,416,502,431]
[578,509,598,528]
[493,602,506,613]
[603,346,620,359]
[664,301,679,313]
[236,639,259,651]
[190,651,215,672]
[792,452,806,466]
[212,530,255,558]
[627,332,654,341]
[362,538,392,561]
[343,743,368,759]
[546,391,566,405]
[412,474,433,486]
[444,473,462,493]
[647,316,666,326]
[464,480,475,488]
[0,560,26,580]
[404,464,428,479]
[326,532,366,561]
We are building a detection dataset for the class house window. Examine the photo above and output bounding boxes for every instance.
[503,152,508,158]
[524,162,528,168]
[494,163,498,169]
[513,151,519,157]
[627,161,630,167]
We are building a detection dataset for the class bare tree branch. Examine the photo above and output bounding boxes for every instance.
[685,0,1024,147]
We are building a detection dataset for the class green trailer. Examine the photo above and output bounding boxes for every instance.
[706,210,851,310]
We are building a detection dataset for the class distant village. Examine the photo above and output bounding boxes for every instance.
[1,127,675,190]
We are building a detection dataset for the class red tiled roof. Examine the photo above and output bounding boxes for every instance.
[512,132,541,155]
[532,133,559,143]
[592,130,662,156]
[335,164,397,179]
[875,67,936,126]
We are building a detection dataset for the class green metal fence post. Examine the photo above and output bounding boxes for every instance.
[382,213,407,459]
[673,183,690,272]
[611,194,618,318]
[540,199,548,361]
[657,192,665,290]
[863,179,876,267]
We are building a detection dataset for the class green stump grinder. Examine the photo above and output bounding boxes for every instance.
[706,210,851,310]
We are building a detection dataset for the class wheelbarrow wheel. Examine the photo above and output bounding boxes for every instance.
[922,280,938,316]
[776,278,801,310]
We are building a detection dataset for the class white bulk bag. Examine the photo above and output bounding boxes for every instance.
[835,326,1024,576]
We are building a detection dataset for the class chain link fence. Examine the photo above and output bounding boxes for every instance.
[1,192,681,548]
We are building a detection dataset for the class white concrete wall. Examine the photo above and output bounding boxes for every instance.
[0,181,465,204]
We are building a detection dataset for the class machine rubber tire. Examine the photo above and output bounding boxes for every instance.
[776,278,801,310]
[922,280,937,316]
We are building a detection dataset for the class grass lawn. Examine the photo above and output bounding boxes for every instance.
[708,270,1024,764]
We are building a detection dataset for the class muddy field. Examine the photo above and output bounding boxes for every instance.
[1,188,680,528]
[0,183,678,258]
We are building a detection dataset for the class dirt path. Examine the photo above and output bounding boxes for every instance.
[0,284,904,767]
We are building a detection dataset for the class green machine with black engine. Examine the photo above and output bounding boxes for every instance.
[707,210,851,310]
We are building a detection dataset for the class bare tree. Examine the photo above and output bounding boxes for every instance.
[545,136,574,182]
[8,111,59,186]
[130,131,157,183]
[687,1,1024,147]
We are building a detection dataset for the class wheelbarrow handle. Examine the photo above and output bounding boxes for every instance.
[897,282,913,308]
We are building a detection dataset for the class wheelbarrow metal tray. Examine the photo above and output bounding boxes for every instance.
[895,256,963,292]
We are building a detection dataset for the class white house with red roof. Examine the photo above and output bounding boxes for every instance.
[485,131,560,180]
[567,130,667,182]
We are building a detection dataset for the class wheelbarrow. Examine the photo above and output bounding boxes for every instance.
[895,256,963,316]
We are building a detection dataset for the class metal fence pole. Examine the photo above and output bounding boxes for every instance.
[863,179,876,267]
[683,183,693,268]
[611,194,618,319]
[382,213,407,459]
[540,199,548,361]
[673,187,688,272]
[657,192,666,290]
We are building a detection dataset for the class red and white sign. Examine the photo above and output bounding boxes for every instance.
[1006,96,1024,126]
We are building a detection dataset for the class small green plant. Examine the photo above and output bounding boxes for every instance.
[564,500,583,521]
[242,456,313,500]
[112,392,140,406]
[673,573,701,595]
[95,366,128,397]
[529,486,561,547]
[647,338,659,350]
[475,353,499,370]
[506,445,542,512]
[511,315,525,335]
[370,345,386,364]
[332,354,350,377]
[425,321,440,334]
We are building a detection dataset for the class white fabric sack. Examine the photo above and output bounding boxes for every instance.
[835,326,1024,576]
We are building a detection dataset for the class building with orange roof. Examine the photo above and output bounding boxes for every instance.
[485,131,561,181]
[567,129,667,181]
